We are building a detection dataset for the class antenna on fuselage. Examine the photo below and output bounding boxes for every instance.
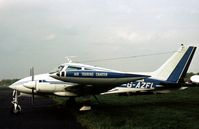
[65,56,77,63]
[181,43,185,50]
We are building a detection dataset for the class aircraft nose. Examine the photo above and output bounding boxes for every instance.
[9,84,16,89]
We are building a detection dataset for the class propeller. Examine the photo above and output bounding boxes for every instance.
[30,67,35,105]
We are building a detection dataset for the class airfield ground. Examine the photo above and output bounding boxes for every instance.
[0,87,84,129]
[0,86,199,129]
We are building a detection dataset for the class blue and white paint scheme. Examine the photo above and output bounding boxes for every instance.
[102,45,197,94]
[50,63,150,85]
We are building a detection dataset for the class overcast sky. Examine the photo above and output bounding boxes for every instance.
[0,0,199,79]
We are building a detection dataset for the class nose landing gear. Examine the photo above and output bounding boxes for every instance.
[11,90,21,114]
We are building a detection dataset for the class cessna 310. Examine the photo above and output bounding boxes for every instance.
[9,45,196,114]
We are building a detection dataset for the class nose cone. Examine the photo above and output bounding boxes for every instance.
[9,84,16,89]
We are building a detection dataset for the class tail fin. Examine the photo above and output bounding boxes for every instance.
[151,45,197,83]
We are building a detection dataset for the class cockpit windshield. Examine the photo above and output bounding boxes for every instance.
[49,65,64,74]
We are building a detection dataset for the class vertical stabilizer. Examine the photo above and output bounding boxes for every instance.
[151,45,196,83]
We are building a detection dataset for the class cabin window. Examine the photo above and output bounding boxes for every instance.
[67,66,82,71]
[84,68,93,70]
[39,80,47,83]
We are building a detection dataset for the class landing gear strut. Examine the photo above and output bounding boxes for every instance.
[11,90,21,114]
[65,97,91,111]
[79,96,91,111]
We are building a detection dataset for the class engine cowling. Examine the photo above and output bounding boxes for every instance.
[36,83,56,92]
[23,81,36,89]
[23,80,72,93]
[24,81,56,92]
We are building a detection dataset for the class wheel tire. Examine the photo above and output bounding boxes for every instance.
[11,104,21,115]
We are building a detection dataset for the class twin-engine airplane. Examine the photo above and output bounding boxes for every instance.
[9,45,196,114]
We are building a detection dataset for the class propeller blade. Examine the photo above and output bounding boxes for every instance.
[31,88,34,105]
[30,67,34,81]
[30,67,35,105]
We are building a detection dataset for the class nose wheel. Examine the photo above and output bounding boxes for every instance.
[11,90,22,114]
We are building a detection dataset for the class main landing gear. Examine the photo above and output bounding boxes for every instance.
[65,97,91,111]
[79,97,91,111]
[79,95,100,111]
[11,90,21,114]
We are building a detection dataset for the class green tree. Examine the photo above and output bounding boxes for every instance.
[0,79,19,87]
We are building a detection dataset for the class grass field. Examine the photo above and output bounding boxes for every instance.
[55,87,199,129]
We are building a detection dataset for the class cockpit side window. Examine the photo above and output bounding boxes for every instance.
[49,65,64,74]
[67,66,82,71]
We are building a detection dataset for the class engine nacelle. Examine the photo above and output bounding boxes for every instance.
[54,92,77,97]
[24,80,72,93]
[23,81,36,89]
[36,83,56,92]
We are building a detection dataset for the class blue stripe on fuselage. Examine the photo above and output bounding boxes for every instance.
[66,71,149,78]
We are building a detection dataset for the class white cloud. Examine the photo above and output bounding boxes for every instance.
[44,33,56,41]
[0,0,199,79]
[109,29,178,44]
[0,0,6,8]
[116,31,153,43]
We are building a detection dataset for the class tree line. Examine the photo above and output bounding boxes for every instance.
[0,79,19,86]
